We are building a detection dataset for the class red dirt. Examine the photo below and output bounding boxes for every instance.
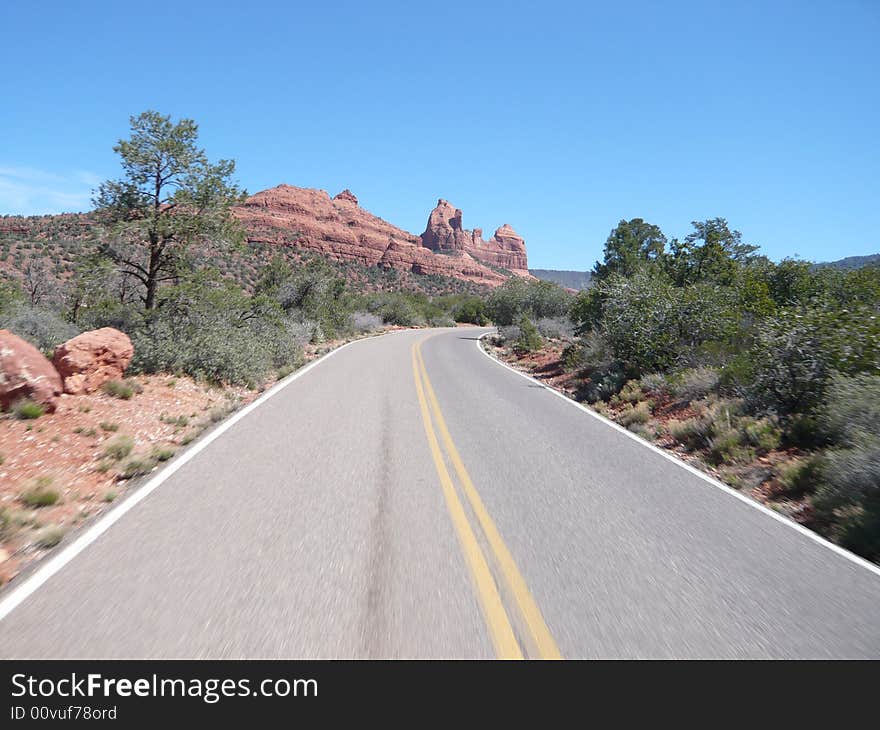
[0,374,253,584]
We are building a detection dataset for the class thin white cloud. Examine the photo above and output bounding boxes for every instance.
[0,165,101,215]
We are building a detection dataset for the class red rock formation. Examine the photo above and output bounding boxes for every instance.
[333,189,358,205]
[234,185,511,286]
[52,327,134,395]
[420,200,529,275]
[0,330,63,412]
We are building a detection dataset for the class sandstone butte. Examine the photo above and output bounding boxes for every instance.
[233,185,530,286]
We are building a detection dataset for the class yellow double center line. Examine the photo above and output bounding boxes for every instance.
[412,338,562,660]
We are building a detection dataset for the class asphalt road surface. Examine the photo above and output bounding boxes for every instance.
[1,328,879,658]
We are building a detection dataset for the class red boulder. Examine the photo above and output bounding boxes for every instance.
[0,329,63,412]
[53,327,134,395]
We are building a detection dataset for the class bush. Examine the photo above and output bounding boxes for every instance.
[496,324,521,346]
[638,372,670,397]
[668,415,714,451]
[668,367,720,402]
[618,380,645,404]
[560,342,588,372]
[130,275,308,385]
[20,477,60,507]
[514,316,544,353]
[0,305,79,353]
[822,373,880,447]
[535,317,574,340]
[452,297,489,325]
[103,435,134,460]
[740,416,781,452]
[12,399,45,420]
[375,297,424,327]
[744,305,880,418]
[577,363,628,403]
[119,456,156,479]
[707,428,753,465]
[35,526,65,548]
[806,373,880,558]
[349,311,383,333]
[486,278,572,325]
[153,447,175,462]
[102,380,135,399]
[428,314,455,328]
[618,401,651,427]
[776,457,821,497]
[577,273,738,374]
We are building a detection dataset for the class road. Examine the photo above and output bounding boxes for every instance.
[1,327,879,658]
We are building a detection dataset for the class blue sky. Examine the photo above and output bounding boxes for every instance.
[1,1,877,269]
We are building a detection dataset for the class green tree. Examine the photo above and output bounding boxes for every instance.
[94,111,246,309]
[592,218,667,281]
[515,315,544,353]
[667,218,758,286]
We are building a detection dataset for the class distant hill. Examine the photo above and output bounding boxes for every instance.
[531,269,592,290]
[815,253,880,271]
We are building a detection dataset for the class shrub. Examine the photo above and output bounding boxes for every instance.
[103,435,134,460]
[129,274,308,385]
[618,401,651,427]
[638,372,670,397]
[152,447,175,462]
[808,373,880,558]
[776,457,821,497]
[822,373,880,447]
[496,324,521,345]
[514,316,544,353]
[813,440,880,558]
[35,526,65,548]
[452,297,489,325]
[428,314,455,328]
[561,342,588,372]
[119,456,157,479]
[580,273,737,374]
[708,428,754,465]
[20,477,60,507]
[668,416,712,451]
[535,317,574,340]
[577,363,628,403]
[486,278,572,325]
[102,380,135,399]
[0,305,79,353]
[376,298,424,327]
[13,400,44,420]
[744,305,880,418]
[349,311,383,333]
[99,421,118,432]
[740,416,782,452]
[668,367,720,402]
[276,364,295,379]
[618,380,645,404]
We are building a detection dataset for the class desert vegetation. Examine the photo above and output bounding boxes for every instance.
[0,112,485,392]
[489,217,880,562]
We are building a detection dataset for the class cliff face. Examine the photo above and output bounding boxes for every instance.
[234,186,529,286]
[419,199,529,276]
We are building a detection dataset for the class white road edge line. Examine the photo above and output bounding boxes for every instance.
[475,331,880,580]
[0,330,404,623]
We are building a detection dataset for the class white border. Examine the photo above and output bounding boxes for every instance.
[476,331,880,580]
[0,331,399,623]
